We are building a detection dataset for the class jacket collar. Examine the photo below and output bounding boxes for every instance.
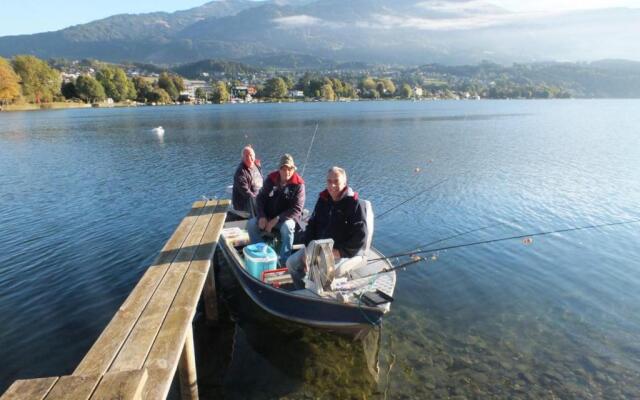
[268,170,304,185]
[319,187,358,201]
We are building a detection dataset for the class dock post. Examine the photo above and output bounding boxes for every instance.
[203,258,219,323]
[178,328,199,400]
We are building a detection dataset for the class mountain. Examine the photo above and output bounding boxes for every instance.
[1,0,639,65]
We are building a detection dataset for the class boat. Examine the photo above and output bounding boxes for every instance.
[218,201,397,338]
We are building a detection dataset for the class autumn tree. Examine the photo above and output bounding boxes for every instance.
[11,55,61,103]
[320,83,336,101]
[0,57,21,105]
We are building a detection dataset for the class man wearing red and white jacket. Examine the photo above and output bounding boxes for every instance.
[247,153,305,264]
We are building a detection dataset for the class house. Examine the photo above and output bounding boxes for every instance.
[183,79,213,100]
[413,87,423,97]
[288,90,304,98]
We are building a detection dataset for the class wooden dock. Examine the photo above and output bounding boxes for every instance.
[1,199,230,400]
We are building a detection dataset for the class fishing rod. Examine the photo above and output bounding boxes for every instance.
[300,122,319,176]
[367,221,506,264]
[361,218,640,279]
[376,177,449,220]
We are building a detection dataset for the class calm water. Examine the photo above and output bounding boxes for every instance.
[1,100,639,399]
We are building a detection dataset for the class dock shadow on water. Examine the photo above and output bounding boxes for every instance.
[187,251,381,400]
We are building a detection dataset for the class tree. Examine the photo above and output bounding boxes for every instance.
[96,66,136,102]
[147,88,172,104]
[195,87,205,100]
[360,77,376,91]
[382,79,396,96]
[0,57,21,105]
[264,77,287,98]
[75,75,106,103]
[131,77,149,103]
[158,72,179,101]
[211,81,229,104]
[320,84,336,101]
[399,83,413,99]
[12,55,61,103]
[61,81,78,100]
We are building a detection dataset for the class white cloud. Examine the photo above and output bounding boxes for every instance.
[370,12,543,30]
[273,15,324,28]
[416,0,506,15]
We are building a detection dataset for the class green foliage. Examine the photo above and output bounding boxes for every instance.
[211,81,229,103]
[399,83,412,98]
[158,72,179,101]
[95,66,136,102]
[320,83,335,101]
[195,87,206,100]
[75,75,106,103]
[172,59,258,79]
[11,55,61,103]
[132,76,154,103]
[263,77,287,98]
[0,57,21,105]
[61,81,78,99]
[147,88,172,104]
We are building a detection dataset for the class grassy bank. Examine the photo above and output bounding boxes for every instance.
[2,102,92,112]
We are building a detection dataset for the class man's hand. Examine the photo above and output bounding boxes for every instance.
[265,217,279,233]
[332,248,341,261]
[258,217,267,230]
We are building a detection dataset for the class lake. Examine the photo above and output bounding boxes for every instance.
[1,100,639,399]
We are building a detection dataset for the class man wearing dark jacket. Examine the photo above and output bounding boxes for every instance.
[232,145,263,216]
[287,166,367,287]
[247,153,305,263]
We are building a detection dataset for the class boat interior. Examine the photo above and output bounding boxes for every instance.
[221,201,396,312]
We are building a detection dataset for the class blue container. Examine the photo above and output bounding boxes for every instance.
[243,242,278,279]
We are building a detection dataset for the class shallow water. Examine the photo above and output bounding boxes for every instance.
[1,100,639,398]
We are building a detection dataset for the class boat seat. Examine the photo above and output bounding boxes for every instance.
[335,200,374,277]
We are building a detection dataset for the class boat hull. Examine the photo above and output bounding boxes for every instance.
[218,240,384,337]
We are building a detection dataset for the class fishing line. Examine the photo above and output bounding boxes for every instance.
[368,221,505,264]
[300,122,319,176]
[362,218,640,278]
[376,177,449,220]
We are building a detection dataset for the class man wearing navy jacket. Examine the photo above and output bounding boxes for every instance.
[247,153,305,264]
[287,166,367,287]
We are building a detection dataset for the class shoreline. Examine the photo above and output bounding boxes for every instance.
[1,97,638,113]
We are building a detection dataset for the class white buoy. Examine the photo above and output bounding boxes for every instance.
[151,126,165,135]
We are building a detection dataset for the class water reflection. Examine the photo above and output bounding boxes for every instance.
[190,253,381,399]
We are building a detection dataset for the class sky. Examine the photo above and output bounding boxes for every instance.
[1,0,639,37]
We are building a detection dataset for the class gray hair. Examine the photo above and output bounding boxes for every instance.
[327,166,347,180]
[241,145,254,158]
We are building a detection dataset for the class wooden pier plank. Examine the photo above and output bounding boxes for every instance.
[44,375,100,400]
[2,199,230,400]
[90,369,148,400]
[143,201,229,399]
[0,377,58,400]
[202,199,230,322]
[108,200,218,373]
[74,201,207,376]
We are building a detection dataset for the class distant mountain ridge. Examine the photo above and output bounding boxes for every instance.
[1,0,639,65]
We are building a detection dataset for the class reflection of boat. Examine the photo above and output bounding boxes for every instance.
[218,203,396,338]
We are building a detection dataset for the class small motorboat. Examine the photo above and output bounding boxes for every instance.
[218,201,396,338]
